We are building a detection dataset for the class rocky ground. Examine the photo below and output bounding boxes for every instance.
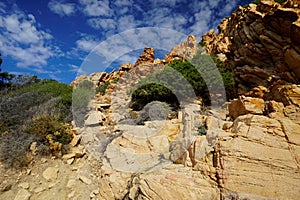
[1,1,300,199]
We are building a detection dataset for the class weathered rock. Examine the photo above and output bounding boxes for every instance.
[18,182,30,190]
[201,0,300,93]
[70,135,81,147]
[98,165,220,200]
[165,35,198,64]
[271,84,300,106]
[215,113,300,199]
[133,47,154,68]
[118,62,133,72]
[42,167,59,181]
[14,189,31,200]
[78,175,92,185]
[228,96,265,119]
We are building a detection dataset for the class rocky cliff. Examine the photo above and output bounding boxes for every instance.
[202,0,300,95]
[2,0,300,199]
[68,1,300,199]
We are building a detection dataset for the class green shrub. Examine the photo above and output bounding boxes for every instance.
[197,125,207,135]
[252,0,286,5]
[96,82,110,95]
[26,115,73,145]
[199,41,206,47]
[0,77,74,169]
[130,48,236,107]
[72,80,94,127]
[72,80,94,110]
[96,78,119,95]
[252,0,261,5]
[130,83,179,110]
[275,0,287,4]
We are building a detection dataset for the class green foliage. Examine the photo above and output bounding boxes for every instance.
[130,83,179,110]
[275,0,287,4]
[26,115,72,145]
[72,80,95,127]
[252,0,261,5]
[252,0,286,5]
[96,78,119,95]
[96,82,110,95]
[199,41,206,47]
[0,76,74,169]
[130,48,236,108]
[72,80,94,109]
[197,125,207,135]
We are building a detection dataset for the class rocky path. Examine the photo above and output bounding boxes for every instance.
[0,145,101,200]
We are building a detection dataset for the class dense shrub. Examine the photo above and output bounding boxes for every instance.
[130,83,179,110]
[130,49,235,108]
[252,0,286,5]
[0,78,74,169]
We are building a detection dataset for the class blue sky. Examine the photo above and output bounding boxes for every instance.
[0,0,251,83]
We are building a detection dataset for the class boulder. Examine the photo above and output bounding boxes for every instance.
[228,96,265,119]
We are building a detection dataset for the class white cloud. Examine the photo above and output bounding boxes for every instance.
[79,0,112,17]
[48,0,76,17]
[150,0,184,7]
[117,15,138,32]
[76,36,100,52]
[87,18,116,30]
[113,0,133,7]
[0,5,60,68]
[69,64,86,74]
[76,27,188,74]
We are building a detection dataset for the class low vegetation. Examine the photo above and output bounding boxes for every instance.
[0,68,74,168]
[72,79,95,127]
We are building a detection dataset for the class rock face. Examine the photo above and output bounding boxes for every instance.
[133,47,155,68]
[165,35,198,64]
[201,0,300,94]
[4,2,300,199]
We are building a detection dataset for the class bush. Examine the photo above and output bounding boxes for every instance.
[72,80,94,127]
[130,83,179,110]
[26,115,73,151]
[96,82,110,95]
[252,0,286,5]
[96,78,119,95]
[130,48,236,108]
[0,78,74,169]
[0,131,37,169]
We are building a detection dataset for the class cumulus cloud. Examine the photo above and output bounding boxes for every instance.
[79,0,112,17]
[87,18,116,30]
[0,5,60,68]
[74,0,245,70]
[76,36,100,52]
[48,0,76,17]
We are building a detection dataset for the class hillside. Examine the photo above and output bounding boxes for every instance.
[1,0,300,199]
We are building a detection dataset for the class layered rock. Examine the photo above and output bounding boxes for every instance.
[201,0,300,94]
[164,35,198,64]
[133,47,155,68]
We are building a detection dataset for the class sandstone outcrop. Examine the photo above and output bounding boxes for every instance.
[133,47,155,68]
[201,0,300,95]
[2,1,300,199]
[164,35,198,64]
